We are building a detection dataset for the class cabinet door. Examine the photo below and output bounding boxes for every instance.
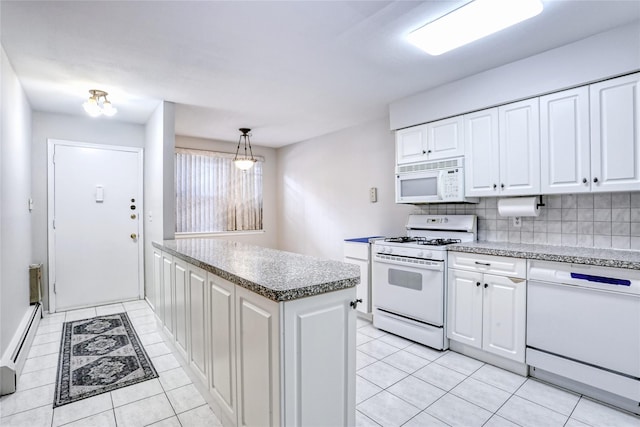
[282,287,356,427]
[447,269,483,349]
[540,87,591,194]
[426,116,464,160]
[208,274,237,425]
[235,286,280,427]
[499,99,541,195]
[482,274,526,363]
[162,252,174,337]
[188,264,208,384]
[152,250,162,320]
[590,73,640,192]
[343,256,368,314]
[396,125,427,165]
[173,258,189,360]
[464,108,500,197]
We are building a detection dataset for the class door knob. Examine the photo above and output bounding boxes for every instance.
[130,233,137,240]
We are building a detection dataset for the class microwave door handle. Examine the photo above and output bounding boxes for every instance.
[437,171,445,199]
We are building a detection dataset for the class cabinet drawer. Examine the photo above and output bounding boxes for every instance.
[448,252,526,278]
[344,242,369,260]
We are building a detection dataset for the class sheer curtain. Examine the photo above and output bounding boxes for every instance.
[175,148,263,233]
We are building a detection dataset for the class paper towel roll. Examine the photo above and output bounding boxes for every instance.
[497,197,540,217]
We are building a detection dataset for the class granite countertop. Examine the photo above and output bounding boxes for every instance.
[449,241,640,270]
[153,239,360,302]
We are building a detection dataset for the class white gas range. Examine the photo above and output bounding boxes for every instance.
[372,214,477,350]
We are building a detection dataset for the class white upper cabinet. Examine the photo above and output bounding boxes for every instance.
[426,116,464,159]
[498,98,541,195]
[590,73,640,192]
[540,87,591,194]
[396,125,427,165]
[464,99,540,197]
[396,116,464,164]
[464,108,500,197]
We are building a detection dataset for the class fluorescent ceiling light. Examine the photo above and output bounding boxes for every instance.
[408,0,544,56]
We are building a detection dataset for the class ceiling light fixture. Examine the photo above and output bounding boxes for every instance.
[407,0,544,56]
[82,89,117,117]
[234,128,257,170]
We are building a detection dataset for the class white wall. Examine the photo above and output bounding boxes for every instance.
[390,21,640,130]
[1,47,33,355]
[143,102,175,308]
[176,135,278,249]
[31,112,146,311]
[277,117,414,260]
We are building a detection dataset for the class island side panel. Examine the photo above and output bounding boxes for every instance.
[282,287,357,427]
[235,285,281,427]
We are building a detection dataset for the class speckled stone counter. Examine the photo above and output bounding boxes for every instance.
[153,239,360,302]
[449,241,640,270]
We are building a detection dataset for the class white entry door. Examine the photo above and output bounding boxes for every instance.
[48,140,143,312]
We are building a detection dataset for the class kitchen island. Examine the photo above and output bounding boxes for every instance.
[151,239,360,427]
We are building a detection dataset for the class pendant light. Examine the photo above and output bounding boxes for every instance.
[233,128,257,170]
[82,89,117,117]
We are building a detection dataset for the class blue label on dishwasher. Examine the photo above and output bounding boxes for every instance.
[570,272,631,286]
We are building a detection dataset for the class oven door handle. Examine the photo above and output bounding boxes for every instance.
[374,256,444,271]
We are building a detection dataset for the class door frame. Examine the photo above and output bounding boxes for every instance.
[47,139,145,312]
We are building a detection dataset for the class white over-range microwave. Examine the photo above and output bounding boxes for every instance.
[395,157,478,204]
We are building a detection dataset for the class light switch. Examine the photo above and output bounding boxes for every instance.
[369,187,378,203]
[96,186,104,203]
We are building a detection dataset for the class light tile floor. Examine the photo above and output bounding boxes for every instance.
[354,318,640,427]
[0,301,222,427]
[2,302,639,427]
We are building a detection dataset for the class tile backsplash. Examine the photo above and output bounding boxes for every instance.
[416,192,640,250]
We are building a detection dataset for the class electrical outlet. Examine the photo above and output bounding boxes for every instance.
[513,216,521,228]
[369,187,378,203]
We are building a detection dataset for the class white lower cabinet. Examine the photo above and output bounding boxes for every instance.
[173,257,189,360]
[447,253,527,363]
[154,250,356,427]
[282,288,356,427]
[208,274,237,425]
[162,252,174,337]
[188,264,208,384]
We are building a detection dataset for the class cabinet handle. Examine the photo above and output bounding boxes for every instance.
[427,149,432,154]
[500,183,505,189]
[476,282,481,287]
[582,178,588,184]
[493,184,497,189]
[593,177,599,183]
[475,261,491,266]
[350,299,363,309]
[422,150,426,154]
[484,283,489,289]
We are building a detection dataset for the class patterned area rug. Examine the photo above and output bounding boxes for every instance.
[54,312,158,407]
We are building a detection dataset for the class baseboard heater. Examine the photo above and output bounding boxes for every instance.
[0,303,42,395]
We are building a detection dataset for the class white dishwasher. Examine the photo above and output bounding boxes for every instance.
[527,259,640,415]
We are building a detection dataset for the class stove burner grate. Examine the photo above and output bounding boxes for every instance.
[418,238,462,246]
[383,237,462,246]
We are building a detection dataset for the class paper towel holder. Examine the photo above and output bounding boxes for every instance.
[536,195,545,208]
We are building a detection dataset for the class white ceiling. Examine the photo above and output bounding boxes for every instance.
[1,1,639,147]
